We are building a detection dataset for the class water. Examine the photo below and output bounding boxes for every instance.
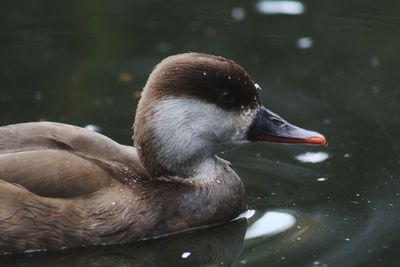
[1,1,400,266]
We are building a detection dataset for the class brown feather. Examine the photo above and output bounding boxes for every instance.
[0,53,251,253]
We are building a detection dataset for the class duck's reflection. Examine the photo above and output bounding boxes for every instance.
[0,219,247,267]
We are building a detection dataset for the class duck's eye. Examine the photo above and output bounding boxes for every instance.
[219,89,236,104]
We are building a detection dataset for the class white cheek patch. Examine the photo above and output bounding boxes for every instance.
[151,97,258,172]
[230,106,258,145]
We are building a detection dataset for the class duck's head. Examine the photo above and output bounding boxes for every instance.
[134,53,326,178]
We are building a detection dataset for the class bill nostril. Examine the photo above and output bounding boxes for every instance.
[272,118,285,127]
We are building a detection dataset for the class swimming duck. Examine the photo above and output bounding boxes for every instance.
[0,53,326,253]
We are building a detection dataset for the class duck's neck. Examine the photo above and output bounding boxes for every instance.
[133,98,225,179]
[134,130,216,179]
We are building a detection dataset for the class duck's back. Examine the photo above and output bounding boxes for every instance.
[0,122,146,197]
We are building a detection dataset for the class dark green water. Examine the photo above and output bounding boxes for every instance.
[1,1,400,266]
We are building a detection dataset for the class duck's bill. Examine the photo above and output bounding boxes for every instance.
[247,106,327,145]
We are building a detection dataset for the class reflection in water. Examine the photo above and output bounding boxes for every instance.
[181,252,191,259]
[256,0,305,15]
[1,0,400,266]
[296,37,313,49]
[231,7,246,21]
[245,211,296,240]
[237,209,256,220]
[0,220,247,267]
[295,151,329,163]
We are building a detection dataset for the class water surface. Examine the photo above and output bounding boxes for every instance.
[1,1,400,266]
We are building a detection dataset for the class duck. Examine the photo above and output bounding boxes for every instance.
[0,52,326,253]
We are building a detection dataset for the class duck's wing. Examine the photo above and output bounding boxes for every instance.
[0,178,152,252]
[0,122,147,198]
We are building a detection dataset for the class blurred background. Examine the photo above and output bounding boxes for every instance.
[1,1,400,266]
